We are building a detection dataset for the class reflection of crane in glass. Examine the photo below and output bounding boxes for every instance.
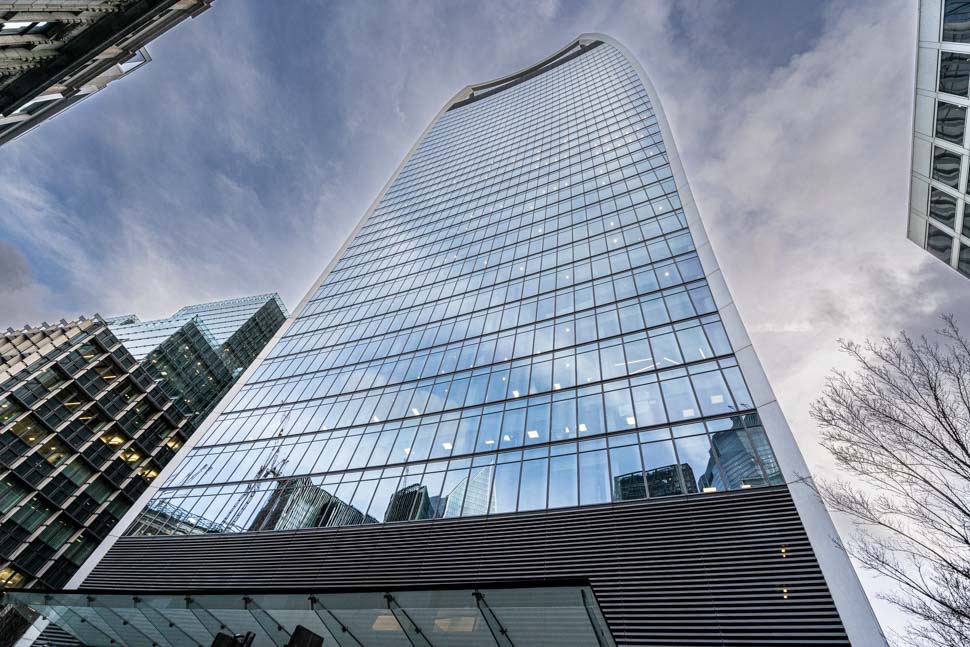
[219,414,291,530]
[174,461,211,487]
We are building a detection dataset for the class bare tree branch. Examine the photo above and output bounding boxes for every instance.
[811,315,970,647]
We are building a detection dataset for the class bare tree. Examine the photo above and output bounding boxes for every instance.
[811,315,970,647]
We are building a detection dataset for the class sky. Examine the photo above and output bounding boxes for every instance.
[0,0,964,639]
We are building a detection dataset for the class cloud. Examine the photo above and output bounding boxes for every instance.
[0,241,53,328]
[0,0,950,635]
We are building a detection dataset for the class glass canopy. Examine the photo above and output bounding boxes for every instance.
[5,583,615,646]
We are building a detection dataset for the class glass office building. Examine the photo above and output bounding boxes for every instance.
[909,0,970,277]
[7,35,883,646]
[0,296,285,644]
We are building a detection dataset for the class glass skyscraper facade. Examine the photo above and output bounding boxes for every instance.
[8,35,883,647]
[910,0,970,277]
[0,296,285,645]
[134,42,780,535]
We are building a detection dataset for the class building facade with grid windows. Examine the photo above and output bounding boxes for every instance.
[0,295,285,644]
[0,1,212,147]
[8,35,884,647]
[909,0,970,277]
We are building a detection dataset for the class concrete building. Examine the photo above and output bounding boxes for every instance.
[0,0,211,146]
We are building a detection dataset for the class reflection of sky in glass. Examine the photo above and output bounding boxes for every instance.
[130,42,784,539]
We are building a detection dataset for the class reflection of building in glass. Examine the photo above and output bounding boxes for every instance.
[384,483,434,522]
[701,430,767,492]
[644,463,697,496]
[249,476,329,532]
[909,1,970,278]
[0,295,284,597]
[65,34,883,645]
[126,501,241,537]
[0,2,212,146]
[442,465,495,517]
[612,470,646,500]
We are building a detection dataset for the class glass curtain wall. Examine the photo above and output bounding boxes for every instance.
[131,42,784,537]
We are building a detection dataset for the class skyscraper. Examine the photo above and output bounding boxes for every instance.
[8,35,884,646]
[909,0,970,278]
[0,295,285,643]
[0,1,212,147]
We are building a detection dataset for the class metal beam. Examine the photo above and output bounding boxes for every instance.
[308,596,364,647]
[136,596,206,647]
[383,593,433,647]
[185,595,231,640]
[473,590,515,647]
[85,595,167,647]
[580,590,609,647]
[243,596,290,647]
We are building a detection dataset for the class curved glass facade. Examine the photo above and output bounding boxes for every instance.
[130,41,783,537]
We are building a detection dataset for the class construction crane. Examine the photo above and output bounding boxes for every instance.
[219,414,291,530]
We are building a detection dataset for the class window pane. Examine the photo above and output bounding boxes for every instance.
[551,399,577,441]
[576,348,601,384]
[579,449,610,505]
[553,355,575,390]
[411,472,445,519]
[940,51,970,96]
[650,332,683,368]
[709,429,767,490]
[604,388,637,432]
[610,445,645,501]
[347,480,378,525]
[944,0,970,43]
[746,424,784,485]
[936,100,967,144]
[518,458,548,511]
[933,145,961,189]
[577,393,604,437]
[548,454,578,508]
[461,466,495,516]
[675,434,719,493]
[438,469,468,518]
[641,440,683,497]
[500,407,526,448]
[661,376,700,421]
[453,416,479,454]
[929,187,958,229]
[623,338,653,374]
[631,383,666,427]
[525,402,550,444]
[599,344,626,380]
[928,224,954,263]
[431,420,458,459]
[491,462,520,513]
[691,371,735,416]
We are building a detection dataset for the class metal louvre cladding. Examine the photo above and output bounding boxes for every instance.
[80,37,858,645]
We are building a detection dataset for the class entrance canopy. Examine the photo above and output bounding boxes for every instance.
[5,583,615,646]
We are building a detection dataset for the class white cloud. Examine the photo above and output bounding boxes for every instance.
[0,0,956,637]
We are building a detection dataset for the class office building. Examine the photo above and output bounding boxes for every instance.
[0,295,284,642]
[7,35,884,646]
[0,0,212,146]
[909,0,970,277]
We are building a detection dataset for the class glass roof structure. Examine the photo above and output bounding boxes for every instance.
[5,583,614,647]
